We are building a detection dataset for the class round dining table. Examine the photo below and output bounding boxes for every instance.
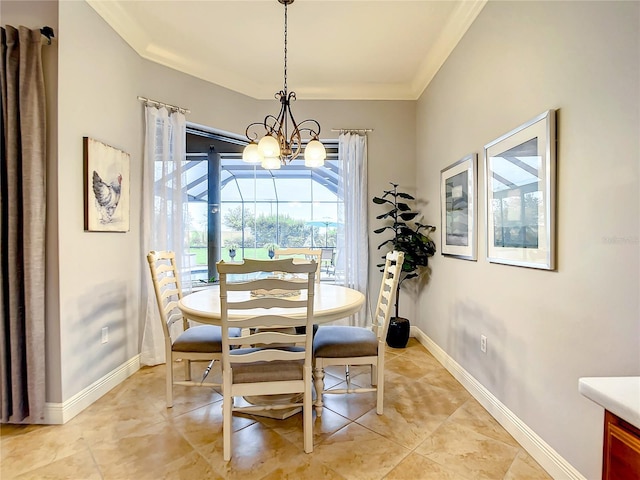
[179,283,365,325]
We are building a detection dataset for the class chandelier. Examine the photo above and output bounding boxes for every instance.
[242,0,326,169]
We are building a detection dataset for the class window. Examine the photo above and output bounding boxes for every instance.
[185,127,340,286]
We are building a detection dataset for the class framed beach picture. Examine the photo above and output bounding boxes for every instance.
[441,153,477,260]
[484,110,556,269]
[83,137,130,232]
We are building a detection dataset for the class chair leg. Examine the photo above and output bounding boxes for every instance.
[184,359,191,381]
[313,362,325,417]
[376,359,384,415]
[166,355,174,408]
[223,372,232,461]
[303,366,313,453]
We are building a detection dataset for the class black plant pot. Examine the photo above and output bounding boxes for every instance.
[386,317,410,348]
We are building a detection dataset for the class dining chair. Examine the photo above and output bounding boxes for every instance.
[312,250,404,416]
[217,257,317,461]
[274,248,322,283]
[320,248,335,275]
[147,250,239,408]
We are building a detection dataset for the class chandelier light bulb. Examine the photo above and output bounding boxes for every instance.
[261,156,281,170]
[258,134,281,158]
[304,139,326,167]
[242,142,263,163]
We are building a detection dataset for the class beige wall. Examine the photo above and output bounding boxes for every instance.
[56,1,144,400]
[139,56,419,324]
[12,0,416,404]
[416,1,639,478]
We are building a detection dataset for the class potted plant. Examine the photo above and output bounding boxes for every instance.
[263,242,279,259]
[372,182,436,348]
[225,241,238,260]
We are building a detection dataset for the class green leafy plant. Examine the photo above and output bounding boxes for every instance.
[373,182,436,317]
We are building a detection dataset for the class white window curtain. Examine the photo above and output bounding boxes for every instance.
[336,132,369,326]
[140,106,189,366]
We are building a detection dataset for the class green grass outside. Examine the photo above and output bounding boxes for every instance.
[190,247,271,264]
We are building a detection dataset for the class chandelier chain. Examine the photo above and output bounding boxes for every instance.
[283,1,288,94]
[242,0,325,167]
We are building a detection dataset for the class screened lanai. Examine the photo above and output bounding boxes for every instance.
[185,127,341,283]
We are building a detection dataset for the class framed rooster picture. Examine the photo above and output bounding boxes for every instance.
[83,137,130,232]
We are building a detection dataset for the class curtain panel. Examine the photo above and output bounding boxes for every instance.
[0,26,47,423]
[336,133,369,326]
[140,106,188,366]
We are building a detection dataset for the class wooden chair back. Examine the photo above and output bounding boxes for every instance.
[147,250,186,345]
[274,248,322,283]
[216,257,317,460]
[373,250,405,340]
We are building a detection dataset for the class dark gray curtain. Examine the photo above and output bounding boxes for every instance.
[0,26,47,423]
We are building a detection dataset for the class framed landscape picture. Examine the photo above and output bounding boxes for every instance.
[441,153,477,260]
[484,110,556,269]
[83,137,130,232]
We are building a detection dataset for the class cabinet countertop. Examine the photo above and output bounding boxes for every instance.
[579,376,640,429]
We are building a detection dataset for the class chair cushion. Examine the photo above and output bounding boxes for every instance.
[230,346,304,383]
[313,326,378,358]
[172,325,241,353]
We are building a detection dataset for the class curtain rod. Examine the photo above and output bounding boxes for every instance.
[137,96,191,114]
[331,128,374,133]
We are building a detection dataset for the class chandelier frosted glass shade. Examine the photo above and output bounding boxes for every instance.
[257,134,281,158]
[304,139,327,167]
[242,141,263,163]
[261,156,281,170]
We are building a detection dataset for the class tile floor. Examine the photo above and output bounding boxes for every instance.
[1,339,552,479]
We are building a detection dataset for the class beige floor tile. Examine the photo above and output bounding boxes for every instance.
[259,455,347,480]
[504,450,553,480]
[209,422,309,480]
[355,385,458,449]
[320,383,377,420]
[170,399,256,447]
[162,450,225,480]
[88,421,196,479]
[385,451,470,480]
[1,423,87,478]
[253,404,351,446]
[447,398,519,448]
[12,447,101,480]
[415,420,520,480]
[312,422,411,480]
[0,339,553,480]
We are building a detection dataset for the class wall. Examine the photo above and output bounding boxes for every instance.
[138,61,418,324]
[416,1,639,478]
[56,1,144,401]
[23,0,416,406]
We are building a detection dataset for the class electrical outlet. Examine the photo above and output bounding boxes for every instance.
[480,334,487,353]
[101,327,109,344]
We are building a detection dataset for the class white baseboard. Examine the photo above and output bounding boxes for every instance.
[44,355,141,424]
[411,327,585,480]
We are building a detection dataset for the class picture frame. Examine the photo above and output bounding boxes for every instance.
[484,110,556,269]
[440,153,477,260]
[83,137,130,232]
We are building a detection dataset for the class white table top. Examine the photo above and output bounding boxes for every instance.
[579,376,640,428]
[179,283,365,325]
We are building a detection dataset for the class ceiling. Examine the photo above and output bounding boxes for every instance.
[87,0,486,101]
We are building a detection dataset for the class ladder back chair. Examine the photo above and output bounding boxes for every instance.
[313,250,404,416]
[147,250,238,408]
[217,258,317,461]
[274,248,322,283]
